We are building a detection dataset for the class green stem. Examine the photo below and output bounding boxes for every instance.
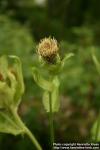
[10,107,42,150]
[95,110,100,141]
[49,92,54,150]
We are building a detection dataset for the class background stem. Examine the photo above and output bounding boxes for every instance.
[49,92,54,150]
[10,107,42,150]
[95,110,100,141]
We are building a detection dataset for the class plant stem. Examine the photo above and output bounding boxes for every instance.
[25,127,42,150]
[49,92,54,150]
[95,110,100,141]
[10,107,42,150]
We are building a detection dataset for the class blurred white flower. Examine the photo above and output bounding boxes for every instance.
[34,0,46,6]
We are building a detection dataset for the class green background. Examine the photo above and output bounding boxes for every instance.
[0,0,100,149]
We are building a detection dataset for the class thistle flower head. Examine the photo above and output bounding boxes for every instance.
[37,37,59,63]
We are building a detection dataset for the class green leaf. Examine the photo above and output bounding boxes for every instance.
[0,55,8,79]
[51,76,60,112]
[9,56,25,108]
[42,91,49,112]
[91,118,100,141]
[0,81,14,108]
[32,67,52,91]
[42,76,60,112]
[61,53,74,68]
[0,109,24,135]
[7,71,17,100]
[51,77,60,112]
[92,52,100,75]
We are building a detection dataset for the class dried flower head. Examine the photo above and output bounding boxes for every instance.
[37,37,59,63]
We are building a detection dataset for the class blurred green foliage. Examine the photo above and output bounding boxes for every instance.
[0,0,100,149]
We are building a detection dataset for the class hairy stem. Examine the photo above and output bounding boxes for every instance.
[10,107,42,150]
[49,92,54,150]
